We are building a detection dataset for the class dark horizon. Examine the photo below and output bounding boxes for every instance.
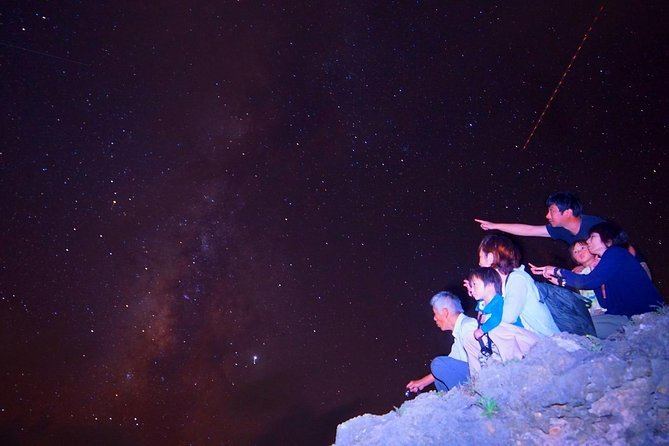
[1,1,667,444]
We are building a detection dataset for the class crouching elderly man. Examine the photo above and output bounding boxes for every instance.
[406,291,539,394]
[406,292,475,393]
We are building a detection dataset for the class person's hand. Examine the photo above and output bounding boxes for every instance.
[528,262,545,275]
[572,265,585,274]
[474,328,484,339]
[406,377,430,393]
[474,219,497,231]
[462,279,473,297]
[528,263,556,279]
[546,276,559,286]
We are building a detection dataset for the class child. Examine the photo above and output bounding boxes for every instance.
[469,267,522,340]
[569,240,606,316]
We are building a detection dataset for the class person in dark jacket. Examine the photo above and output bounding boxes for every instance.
[530,222,663,337]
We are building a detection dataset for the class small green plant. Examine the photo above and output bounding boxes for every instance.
[654,305,668,315]
[476,396,499,418]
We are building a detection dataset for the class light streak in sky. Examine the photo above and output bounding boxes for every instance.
[0,41,89,66]
[521,4,606,151]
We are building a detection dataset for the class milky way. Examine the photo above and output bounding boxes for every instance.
[1,1,667,444]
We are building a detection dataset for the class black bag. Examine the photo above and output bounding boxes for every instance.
[535,282,597,336]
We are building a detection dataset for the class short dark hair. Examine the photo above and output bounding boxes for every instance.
[546,192,583,217]
[468,267,502,295]
[478,234,520,275]
[589,221,628,248]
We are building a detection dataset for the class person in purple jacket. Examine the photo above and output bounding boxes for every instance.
[530,222,664,337]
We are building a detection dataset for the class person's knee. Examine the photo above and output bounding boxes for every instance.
[430,356,448,374]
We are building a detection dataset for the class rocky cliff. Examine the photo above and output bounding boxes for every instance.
[335,310,669,445]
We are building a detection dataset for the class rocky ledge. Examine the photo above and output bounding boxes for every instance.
[335,310,669,445]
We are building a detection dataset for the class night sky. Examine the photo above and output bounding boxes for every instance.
[1,1,667,444]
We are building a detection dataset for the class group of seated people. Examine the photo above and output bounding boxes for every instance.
[406,192,664,394]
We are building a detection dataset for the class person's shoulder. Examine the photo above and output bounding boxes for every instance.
[603,246,630,260]
[488,295,504,309]
[583,214,605,224]
[491,294,504,304]
[460,315,477,329]
[508,265,530,281]
[546,223,566,238]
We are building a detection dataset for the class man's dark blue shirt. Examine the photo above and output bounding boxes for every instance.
[546,214,604,244]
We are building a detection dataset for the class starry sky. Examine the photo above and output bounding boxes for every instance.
[1,1,667,444]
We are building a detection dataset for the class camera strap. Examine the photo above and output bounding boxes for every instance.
[476,313,494,357]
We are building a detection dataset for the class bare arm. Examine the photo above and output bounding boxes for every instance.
[475,219,550,237]
[406,374,435,393]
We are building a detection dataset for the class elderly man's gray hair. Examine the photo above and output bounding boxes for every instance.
[430,291,463,313]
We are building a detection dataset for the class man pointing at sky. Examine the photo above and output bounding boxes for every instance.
[475,191,603,245]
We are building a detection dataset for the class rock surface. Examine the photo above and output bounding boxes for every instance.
[335,311,669,445]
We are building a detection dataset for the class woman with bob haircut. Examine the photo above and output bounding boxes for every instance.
[467,234,559,336]
[531,222,663,337]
